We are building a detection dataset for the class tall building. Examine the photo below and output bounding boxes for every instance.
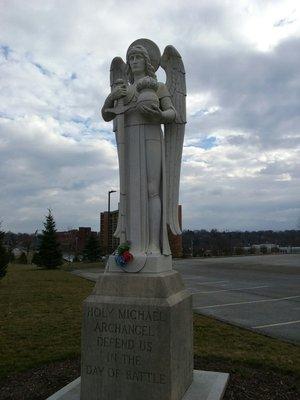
[100,210,119,254]
[100,206,183,257]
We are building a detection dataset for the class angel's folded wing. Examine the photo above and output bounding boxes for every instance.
[161,46,186,235]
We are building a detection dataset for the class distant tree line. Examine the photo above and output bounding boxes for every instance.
[182,229,300,257]
[4,226,300,261]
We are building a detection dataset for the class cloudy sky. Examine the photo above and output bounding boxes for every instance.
[0,0,300,233]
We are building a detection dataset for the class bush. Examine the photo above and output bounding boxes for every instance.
[9,252,15,263]
[17,252,28,264]
[234,247,245,255]
[261,245,268,254]
[32,252,41,266]
[0,230,9,279]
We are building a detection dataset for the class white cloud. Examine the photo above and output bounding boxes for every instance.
[0,0,299,232]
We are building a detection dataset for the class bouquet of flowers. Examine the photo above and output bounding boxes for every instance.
[114,242,134,267]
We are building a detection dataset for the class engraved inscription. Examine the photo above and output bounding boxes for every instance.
[97,336,135,350]
[118,308,166,322]
[85,365,121,379]
[85,305,168,385]
[126,370,166,384]
[94,321,155,336]
[86,306,166,322]
[87,307,115,318]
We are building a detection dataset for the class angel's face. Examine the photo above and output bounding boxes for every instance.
[128,52,146,74]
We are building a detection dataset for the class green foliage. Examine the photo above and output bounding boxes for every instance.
[249,246,257,254]
[82,234,100,262]
[234,246,245,255]
[9,251,15,263]
[38,210,62,269]
[17,252,27,264]
[261,245,268,254]
[31,251,41,265]
[73,255,80,262]
[0,230,9,279]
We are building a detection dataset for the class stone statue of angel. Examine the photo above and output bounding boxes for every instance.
[101,38,186,273]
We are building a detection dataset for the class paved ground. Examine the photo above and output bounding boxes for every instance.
[73,254,300,344]
[72,269,103,282]
[174,254,300,344]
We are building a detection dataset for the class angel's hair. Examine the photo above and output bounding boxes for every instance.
[126,45,156,84]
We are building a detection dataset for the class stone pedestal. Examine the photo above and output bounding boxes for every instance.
[80,270,193,400]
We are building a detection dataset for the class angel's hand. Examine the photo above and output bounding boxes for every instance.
[139,104,163,121]
[110,84,127,101]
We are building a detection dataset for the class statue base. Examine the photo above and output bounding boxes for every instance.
[106,253,172,273]
[80,270,193,400]
[46,370,229,400]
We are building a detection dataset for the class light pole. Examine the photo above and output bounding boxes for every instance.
[107,190,116,255]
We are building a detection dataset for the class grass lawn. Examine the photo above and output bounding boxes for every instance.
[193,314,300,377]
[1,263,299,388]
[0,264,93,379]
[59,261,105,272]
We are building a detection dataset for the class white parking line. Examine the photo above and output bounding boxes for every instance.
[195,295,300,309]
[191,280,229,286]
[192,285,269,295]
[253,320,300,329]
[183,276,203,280]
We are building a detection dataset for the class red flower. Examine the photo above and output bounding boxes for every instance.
[123,251,133,263]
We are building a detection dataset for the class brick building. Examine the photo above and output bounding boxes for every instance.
[100,210,119,255]
[57,227,97,256]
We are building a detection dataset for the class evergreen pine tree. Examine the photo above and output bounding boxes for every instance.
[0,229,9,279]
[38,210,62,269]
[17,252,28,264]
[83,234,100,262]
[32,251,41,266]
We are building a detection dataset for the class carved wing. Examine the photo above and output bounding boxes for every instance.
[110,57,127,132]
[110,56,127,88]
[110,57,127,241]
[161,46,186,235]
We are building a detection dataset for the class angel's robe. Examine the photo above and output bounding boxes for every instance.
[114,82,172,257]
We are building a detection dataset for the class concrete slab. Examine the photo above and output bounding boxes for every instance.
[46,377,81,400]
[183,371,229,400]
[71,270,102,282]
[46,370,229,400]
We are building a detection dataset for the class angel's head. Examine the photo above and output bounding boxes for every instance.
[126,45,156,84]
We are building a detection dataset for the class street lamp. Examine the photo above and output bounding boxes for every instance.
[107,190,116,255]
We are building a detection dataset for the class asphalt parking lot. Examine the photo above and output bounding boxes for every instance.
[174,254,300,344]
